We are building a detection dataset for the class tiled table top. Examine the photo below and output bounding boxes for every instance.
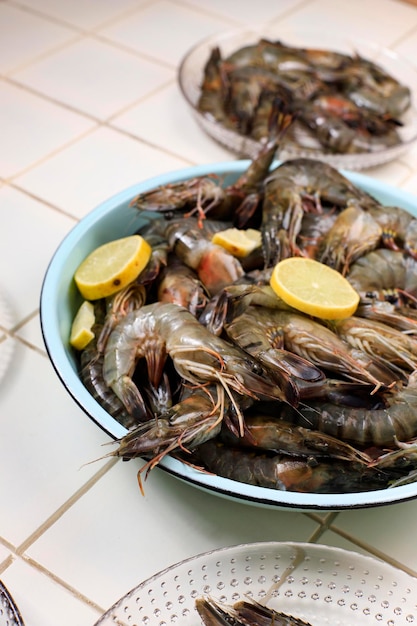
[2,0,417,623]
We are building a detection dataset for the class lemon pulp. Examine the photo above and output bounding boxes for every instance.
[270,257,359,320]
[212,228,261,258]
[74,234,151,300]
[69,300,95,350]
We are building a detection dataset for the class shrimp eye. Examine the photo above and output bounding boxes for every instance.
[248,358,263,375]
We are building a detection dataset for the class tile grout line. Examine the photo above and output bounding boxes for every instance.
[16,554,106,616]
[16,457,119,555]
[8,0,156,37]
[1,75,193,186]
[327,524,417,578]
[304,511,340,543]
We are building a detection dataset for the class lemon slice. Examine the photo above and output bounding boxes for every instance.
[74,235,151,300]
[270,257,360,320]
[212,228,261,258]
[69,300,95,350]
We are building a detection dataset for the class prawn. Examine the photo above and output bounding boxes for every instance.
[157,253,210,316]
[134,217,169,285]
[222,305,324,384]
[364,203,417,258]
[261,157,378,266]
[194,440,388,493]
[346,248,417,307]
[164,218,245,295]
[318,204,381,274]
[196,596,313,626]
[224,306,397,391]
[281,372,417,447]
[220,414,370,463]
[103,302,298,435]
[80,303,146,429]
[109,385,225,492]
[97,281,147,354]
[331,315,417,374]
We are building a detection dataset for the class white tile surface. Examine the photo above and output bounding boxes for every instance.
[0,186,76,324]
[14,315,44,353]
[15,0,148,30]
[0,557,102,626]
[0,4,76,75]
[112,83,233,165]
[13,37,173,120]
[0,342,110,546]
[2,1,417,623]
[26,460,319,609]
[273,0,417,47]
[15,126,190,219]
[100,1,233,67]
[182,0,308,25]
[0,80,94,178]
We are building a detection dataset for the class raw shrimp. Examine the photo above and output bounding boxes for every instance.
[364,203,417,259]
[157,253,210,316]
[97,281,147,354]
[222,305,324,384]
[103,302,298,434]
[281,372,417,447]
[261,157,378,266]
[193,440,387,493]
[196,596,313,626]
[131,175,225,222]
[331,315,417,374]
[110,385,225,491]
[220,414,370,463]
[318,204,382,274]
[356,301,417,333]
[298,100,401,154]
[135,217,169,285]
[197,46,232,127]
[346,248,417,307]
[224,306,397,390]
[80,303,145,429]
[164,218,245,295]
[343,55,411,118]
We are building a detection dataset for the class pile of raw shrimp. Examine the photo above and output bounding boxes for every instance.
[76,143,417,495]
[197,37,411,155]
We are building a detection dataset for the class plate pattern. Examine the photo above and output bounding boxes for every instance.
[94,542,417,625]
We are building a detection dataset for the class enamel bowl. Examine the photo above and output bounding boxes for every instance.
[40,161,417,511]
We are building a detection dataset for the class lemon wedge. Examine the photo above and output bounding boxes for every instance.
[212,228,261,258]
[270,257,360,320]
[74,235,151,300]
[69,300,95,350]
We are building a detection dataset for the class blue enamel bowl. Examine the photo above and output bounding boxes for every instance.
[40,161,417,511]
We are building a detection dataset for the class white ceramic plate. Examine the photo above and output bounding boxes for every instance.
[94,541,417,625]
[40,161,417,512]
[178,28,417,169]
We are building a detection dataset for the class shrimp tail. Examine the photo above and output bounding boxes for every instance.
[259,348,324,382]
[113,376,150,422]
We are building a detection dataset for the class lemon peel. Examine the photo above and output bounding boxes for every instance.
[74,235,151,300]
